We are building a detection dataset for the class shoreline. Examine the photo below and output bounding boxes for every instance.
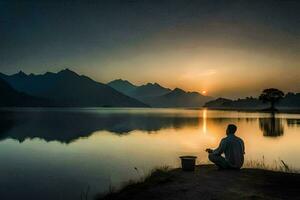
[97,165,300,200]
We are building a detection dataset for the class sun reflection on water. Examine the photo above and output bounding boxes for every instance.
[202,109,207,135]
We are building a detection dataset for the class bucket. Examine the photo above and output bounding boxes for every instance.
[180,156,197,171]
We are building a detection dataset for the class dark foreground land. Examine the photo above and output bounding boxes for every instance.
[97,165,300,200]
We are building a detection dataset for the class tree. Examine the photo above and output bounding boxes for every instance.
[259,88,284,111]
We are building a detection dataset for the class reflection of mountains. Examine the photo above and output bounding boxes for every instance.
[0,111,200,143]
[1,110,299,143]
[259,117,284,137]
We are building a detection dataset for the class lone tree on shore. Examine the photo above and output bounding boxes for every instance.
[259,88,284,111]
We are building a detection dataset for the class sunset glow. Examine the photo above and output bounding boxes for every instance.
[1,1,299,98]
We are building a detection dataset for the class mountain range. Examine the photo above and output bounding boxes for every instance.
[108,79,213,107]
[0,69,213,108]
[0,69,147,107]
[0,77,51,107]
[1,69,300,109]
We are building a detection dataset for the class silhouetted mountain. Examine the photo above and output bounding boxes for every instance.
[130,82,171,99]
[108,79,137,96]
[204,97,265,110]
[143,88,213,107]
[108,79,171,101]
[0,78,51,107]
[204,98,233,108]
[0,69,148,107]
[107,79,212,107]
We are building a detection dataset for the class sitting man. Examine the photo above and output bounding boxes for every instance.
[206,124,245,169]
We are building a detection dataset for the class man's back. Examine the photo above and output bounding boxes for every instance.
[223,135,245,168]
[208,124,245,169]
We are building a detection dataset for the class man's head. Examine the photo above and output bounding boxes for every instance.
[226,124,237,135]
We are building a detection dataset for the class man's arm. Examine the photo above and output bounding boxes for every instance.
[212,139,226,155]
[242,140,245,154]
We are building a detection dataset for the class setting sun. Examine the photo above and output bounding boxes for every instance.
[202,90,207,95]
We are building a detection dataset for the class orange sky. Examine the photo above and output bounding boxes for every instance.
[1,1,299,98]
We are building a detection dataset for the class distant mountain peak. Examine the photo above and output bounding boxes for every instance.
[15,70,27,77]
[115,78,126,82]
[57,68,79,76]
[138,82,170,92]
[109,79,135,85]
[108,79,138,95]
[172,88,186,94]
[44,72,55,76]
[144,82,164,88]
[107,78,137,89]
[59,68,72,73]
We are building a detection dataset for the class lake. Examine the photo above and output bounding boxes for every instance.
[0,108,299,200]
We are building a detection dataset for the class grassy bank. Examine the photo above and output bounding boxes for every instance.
[96,164,300,200]
[244,157,298,173]
[96,166,173,200]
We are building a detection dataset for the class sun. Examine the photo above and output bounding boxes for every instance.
[202,90,207,95]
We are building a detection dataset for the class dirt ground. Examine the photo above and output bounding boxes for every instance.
[98,165,300,200]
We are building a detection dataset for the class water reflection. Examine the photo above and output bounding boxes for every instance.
[287,119,300,127]
[0,109,300,200]
[259,114,284,137]
[0,109,298,143]
[202,109,207,134]
[0,110,200,143]
[0,111,14,133]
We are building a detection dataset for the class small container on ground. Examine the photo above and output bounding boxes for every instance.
[180,156,197,171]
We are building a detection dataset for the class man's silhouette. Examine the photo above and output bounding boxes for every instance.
[206,124,245,169]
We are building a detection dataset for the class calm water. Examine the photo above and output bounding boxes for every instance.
[0,108,299,200]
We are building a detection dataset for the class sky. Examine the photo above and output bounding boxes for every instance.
[0,0,299,98]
